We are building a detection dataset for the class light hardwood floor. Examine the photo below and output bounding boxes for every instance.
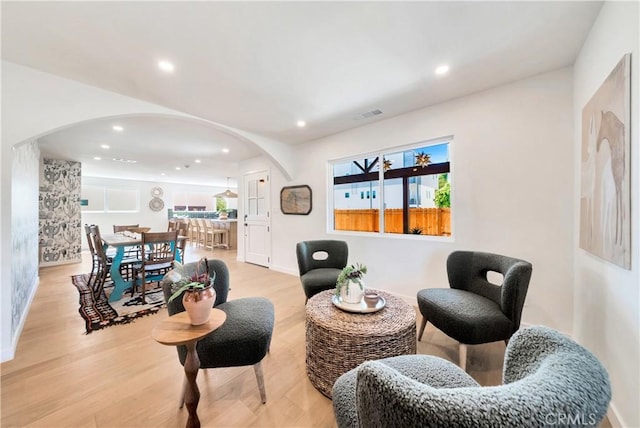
[1,246,609,427]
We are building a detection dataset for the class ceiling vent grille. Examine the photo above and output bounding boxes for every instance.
[354,109,383,120]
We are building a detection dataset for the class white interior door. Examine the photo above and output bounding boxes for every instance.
[244,170,271,267]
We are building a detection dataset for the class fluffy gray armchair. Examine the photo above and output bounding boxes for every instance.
[332,326,611,428]
[161,259,274,404]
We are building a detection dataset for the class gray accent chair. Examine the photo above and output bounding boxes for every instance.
[161,259,274,405]
[417,250,532,369]
[296,240,348,303]
[333,326,612,428]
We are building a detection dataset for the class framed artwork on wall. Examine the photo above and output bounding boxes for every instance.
[579,53,631,269]
[281,185,312,215]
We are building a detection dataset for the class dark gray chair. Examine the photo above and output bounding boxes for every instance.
[296,240,348,303]
[161,259,274,405]
[417,250,532,369]
[332,326,611,428]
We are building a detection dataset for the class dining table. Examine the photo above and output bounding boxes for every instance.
[101,232,186,302]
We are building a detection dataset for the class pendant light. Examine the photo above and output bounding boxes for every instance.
[214,177,238,198]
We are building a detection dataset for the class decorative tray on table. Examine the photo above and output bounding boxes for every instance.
[331,294,386,314]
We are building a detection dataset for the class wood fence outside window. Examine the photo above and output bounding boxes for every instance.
[334,208,451,236]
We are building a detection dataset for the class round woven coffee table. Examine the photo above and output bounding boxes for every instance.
[305,289,416,398]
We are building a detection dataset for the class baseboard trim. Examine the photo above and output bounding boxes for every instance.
[269,265,298,276]
[39,258,81,268]
[606,402,625,428]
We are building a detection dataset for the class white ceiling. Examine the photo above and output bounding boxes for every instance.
[1,1,602,186]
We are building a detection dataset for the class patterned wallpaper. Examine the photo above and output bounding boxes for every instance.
[11,141,40,337]
[39,159,82,265]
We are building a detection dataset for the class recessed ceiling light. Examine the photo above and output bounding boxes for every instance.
[158,60,175,73]
[94,157,101,160]
[435,65,450,75]
[297,120,306,128]
[112,125,124,132]
[194,159,201,163]
[161,173,166,176]
[222,148,230,153]
[100,144,110,149]
[175,167,181,170]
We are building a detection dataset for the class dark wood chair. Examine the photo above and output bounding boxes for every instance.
[133,231,178,303]
[85,225,111,298]
[112,224,143,274]
[113,224,139,233]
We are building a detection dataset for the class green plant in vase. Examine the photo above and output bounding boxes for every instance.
[335,263,367,299]
[168,259,216,302]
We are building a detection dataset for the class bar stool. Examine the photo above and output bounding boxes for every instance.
[188,218,199,247]
[212,222,229,249]
[195,218,207,248]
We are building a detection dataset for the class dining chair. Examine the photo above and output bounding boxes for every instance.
[133,230,178,303]
[85,224,139,290]
[85,225,110,298]
[113,223,142,272]
[113,224,140,233]
[85,224,101,279]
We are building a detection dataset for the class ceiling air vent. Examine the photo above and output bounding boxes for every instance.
[354,109,383,120]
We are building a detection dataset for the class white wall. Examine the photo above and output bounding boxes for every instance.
[244,67,575,332]
[81,176,226,245]
[0,62,191,361]
[0,61,283,361]
[573,2,639,427]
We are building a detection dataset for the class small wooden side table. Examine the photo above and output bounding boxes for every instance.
[152,310,227,428]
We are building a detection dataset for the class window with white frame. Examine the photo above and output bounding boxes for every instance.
[331,138,451,237]
[81,185,139,213]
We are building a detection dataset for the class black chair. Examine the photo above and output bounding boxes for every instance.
[296,240,348,303]
[417,250,532,370]
[161,259,274,405]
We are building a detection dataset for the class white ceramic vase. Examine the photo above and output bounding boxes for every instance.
[340,280,364,304]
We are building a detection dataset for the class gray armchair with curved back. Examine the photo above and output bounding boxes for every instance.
[296,240,348,303]
[332,326,611,428]
[417,250,532,370]
[161,259,274,405]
